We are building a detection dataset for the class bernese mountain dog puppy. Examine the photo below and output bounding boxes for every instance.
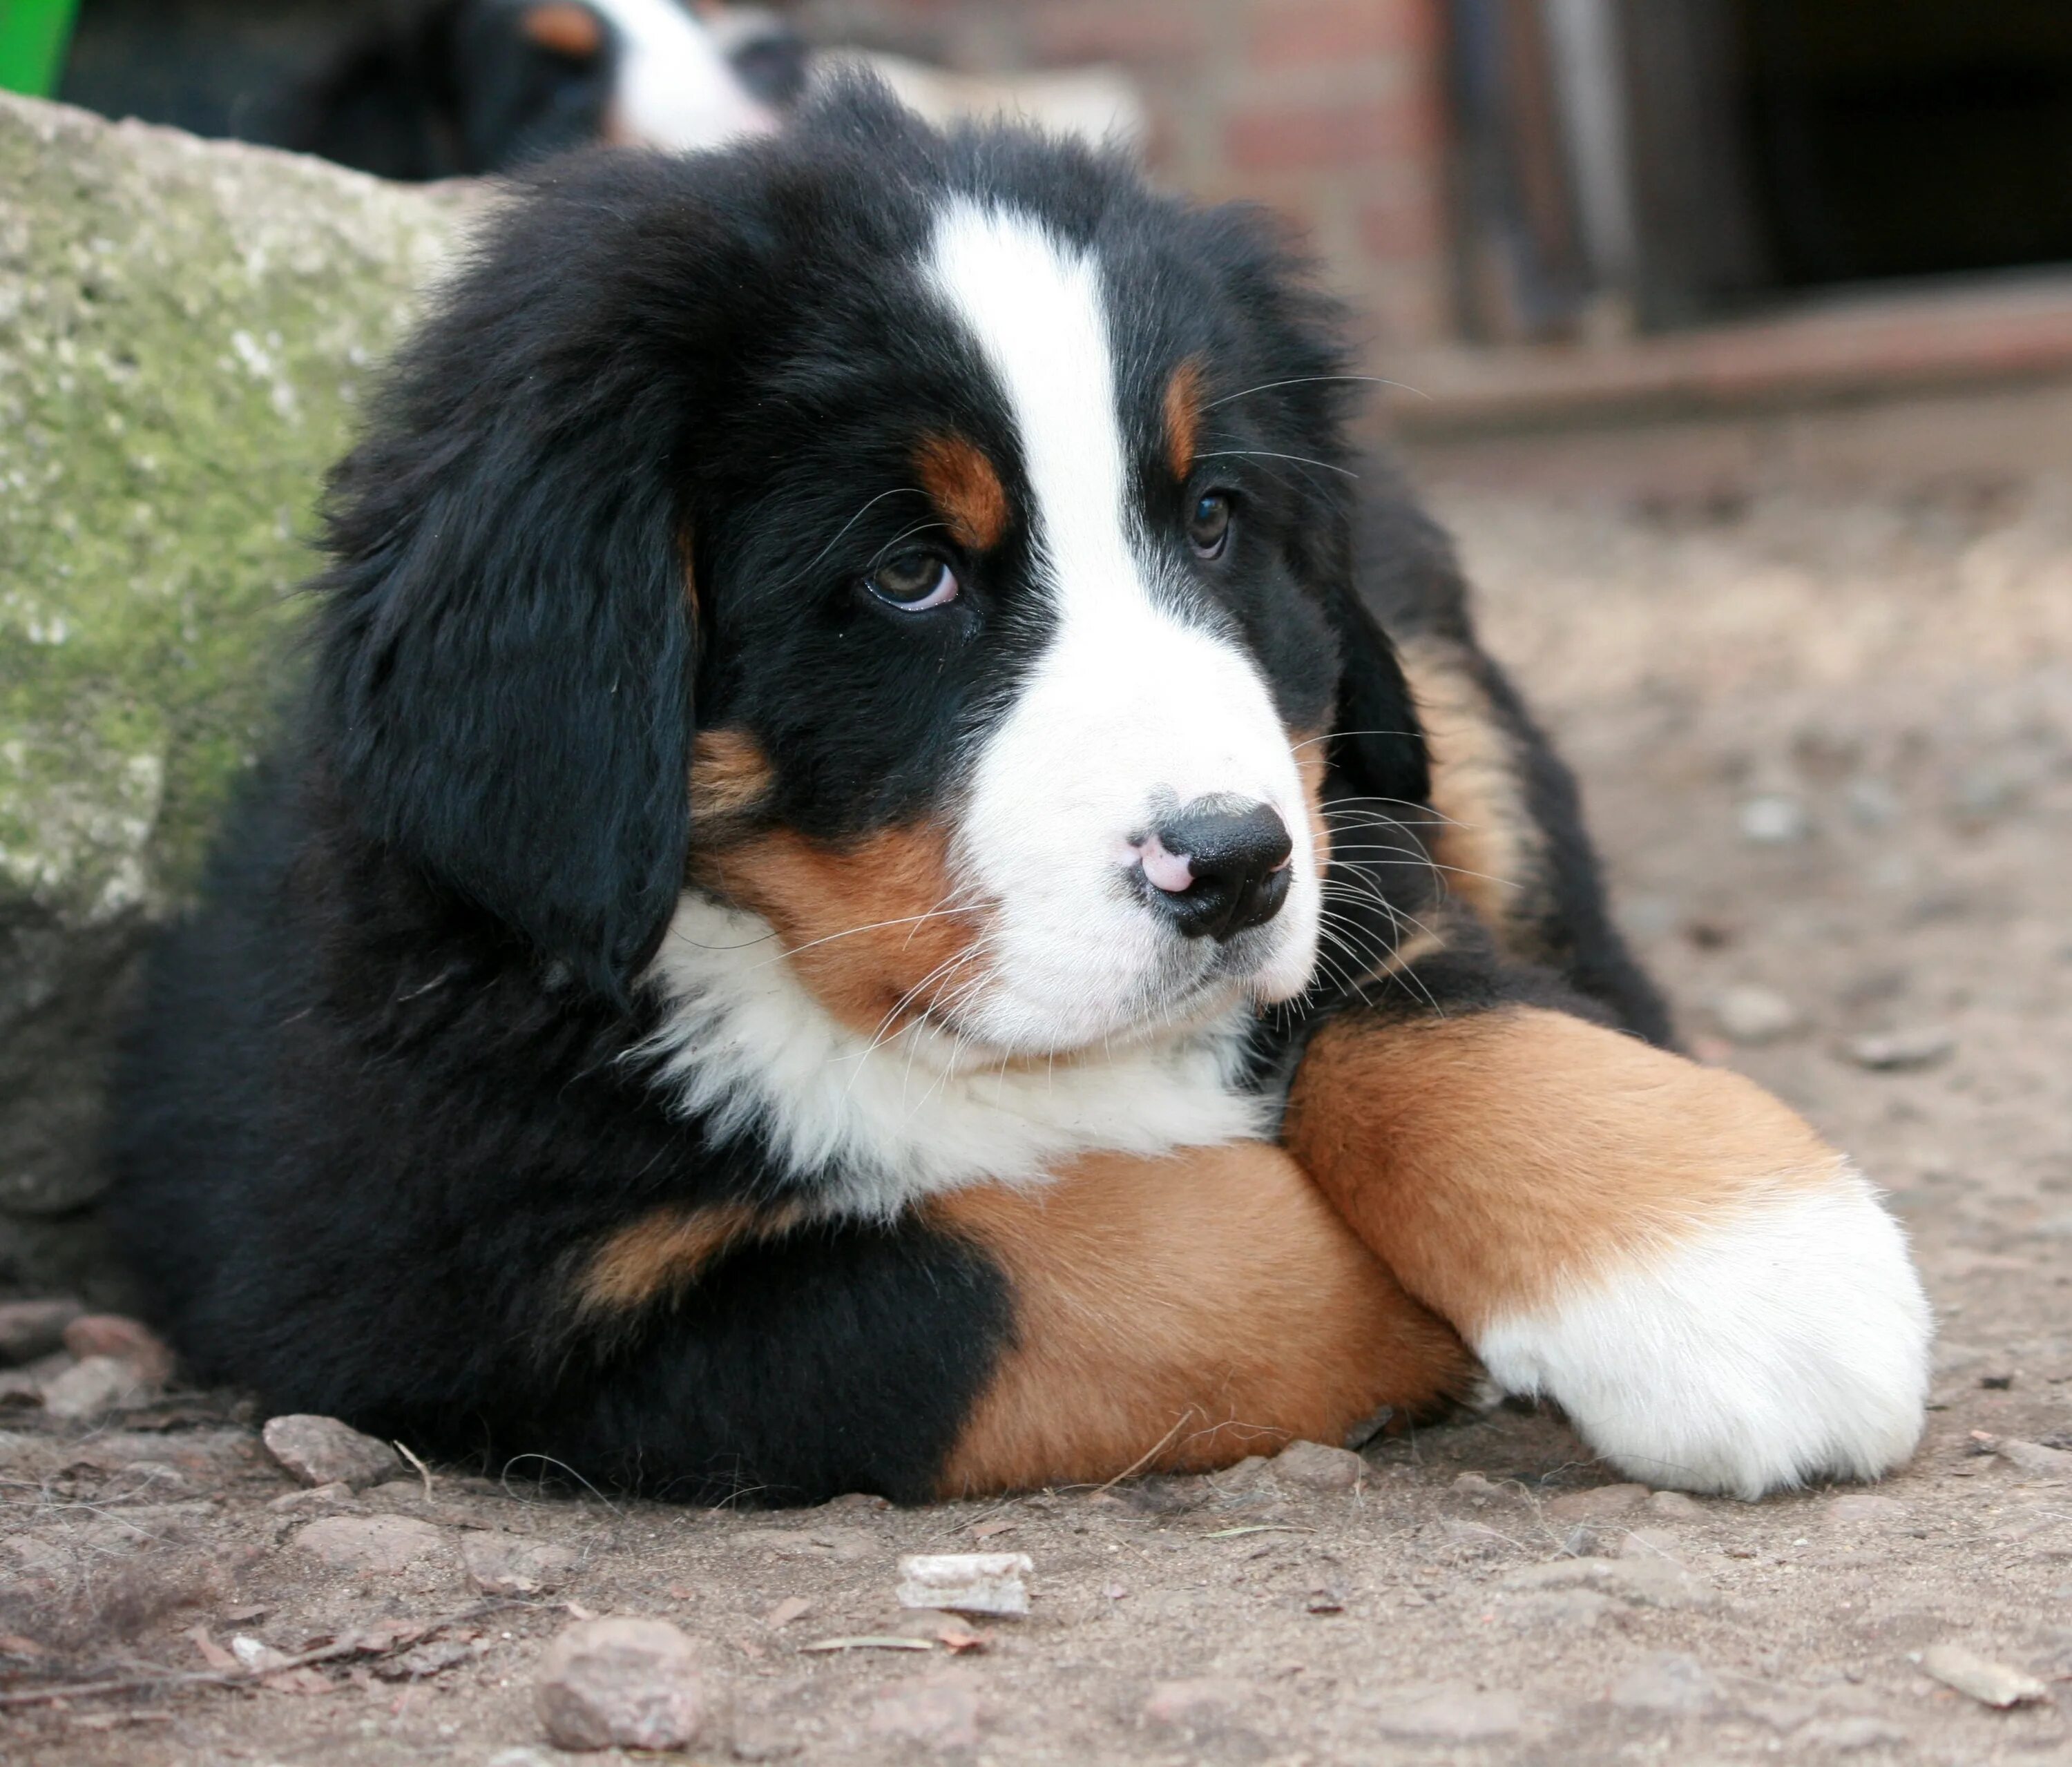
[110,85,1931,1507]
[279,0,803,180]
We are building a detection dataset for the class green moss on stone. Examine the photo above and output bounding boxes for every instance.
[0,93,473,923]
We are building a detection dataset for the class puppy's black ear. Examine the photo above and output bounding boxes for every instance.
[1319,574,1429,811]
[316,156,729,1003]
[1285,472,1428,811]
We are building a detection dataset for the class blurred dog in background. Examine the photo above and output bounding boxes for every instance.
[278,0,1144,179]
[280,0,805,179]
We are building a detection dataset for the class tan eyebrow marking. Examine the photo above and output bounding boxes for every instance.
[1164,357,1205,481]
[915,434,1010,551]
[519,2,605,58]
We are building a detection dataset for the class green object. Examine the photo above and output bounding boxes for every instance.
[0,0,80,98]
[0,90,472,1264]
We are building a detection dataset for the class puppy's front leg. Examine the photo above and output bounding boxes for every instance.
[1281,987,1932,1498]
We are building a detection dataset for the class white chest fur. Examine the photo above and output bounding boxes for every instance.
[638,893,1268,1218]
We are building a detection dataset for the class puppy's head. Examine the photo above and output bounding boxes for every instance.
[318,84,1425,1056]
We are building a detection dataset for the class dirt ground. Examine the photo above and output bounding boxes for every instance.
[6,383,2072,1766]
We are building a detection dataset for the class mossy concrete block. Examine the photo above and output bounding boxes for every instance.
[0,93,472,1266]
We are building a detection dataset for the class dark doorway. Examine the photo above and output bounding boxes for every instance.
[1738,0,2072,288]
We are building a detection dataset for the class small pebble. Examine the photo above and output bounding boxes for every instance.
[1271,1438,1363,1491]
[1845,1026,1955,1071]
[536,1616,711,1752]
[1993,1437,2072,1477]
[41,1354,154,1419]
[61,1314,175,1384]
[262,1413,405,1491]
[1794,1716,1910,1753]
[1919,1643,2048,1708]
[1713,984,1803,1045]
[1644,1490,1703,1520]
[1501,1555,1717,1612]
[462,1534,577,1596]
[896,1553,1033,1619]
[293,1514,448,1574]
[267,1481,362,1515]
[1617,1528,1682,1561]
[1739,794,1809,844]
[0,1299,83,1365]
[1611,1651,1719,1715]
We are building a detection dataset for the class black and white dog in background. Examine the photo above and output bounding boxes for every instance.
[279,0,805,178]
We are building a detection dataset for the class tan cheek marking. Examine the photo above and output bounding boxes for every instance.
[927,1143,1473,1496]
[1164,358,1205,481]
[916,434,1009,551]
[1295,726,1331,880]
[520,2,605,58]
[697,824,984,1036]
[1282,1005,1844,1333]
[1395,633,1543,949]
[575,1200,807,1319]
[690,730,776,821]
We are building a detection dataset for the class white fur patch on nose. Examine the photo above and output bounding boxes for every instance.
[921,199,1323,1047]
[1138,836,1193,894]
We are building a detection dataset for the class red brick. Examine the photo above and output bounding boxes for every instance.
[1368,269,1451,345]
[1245,0,1439,70]
[1023,1,1214,68]
[1360,186,1445,262]
[1224,90,1442,173]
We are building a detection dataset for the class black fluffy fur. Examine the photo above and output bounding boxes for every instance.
[112,87,1660,1504]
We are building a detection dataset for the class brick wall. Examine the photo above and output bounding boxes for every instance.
[803,0,1457,347]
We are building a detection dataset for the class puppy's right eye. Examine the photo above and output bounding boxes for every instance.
[866,552,960,611]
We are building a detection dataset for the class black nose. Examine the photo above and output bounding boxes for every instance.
[1141,798,1294,940]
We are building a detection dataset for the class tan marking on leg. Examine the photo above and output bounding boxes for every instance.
[575,1200,807,1318]
[690,729,775,821]
[1282,1005,1842,1333]
[1163,357,1205,481]
[916,434,1008,551]
[928,1143,1473,1496]
[696,824,986,1036]
[1395,633,1542,947]
[519,2,605,58]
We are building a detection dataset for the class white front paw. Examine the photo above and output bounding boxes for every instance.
[1475,1168,1931,1499]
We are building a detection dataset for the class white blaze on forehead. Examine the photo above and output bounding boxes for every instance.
[922,202,1139,608]
[920,201,1321,1053]
[588,0,777,149]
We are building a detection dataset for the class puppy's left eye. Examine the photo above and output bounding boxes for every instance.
[865,551,960,610]
[1189,492,1233,559]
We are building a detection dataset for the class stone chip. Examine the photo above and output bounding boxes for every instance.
[1270,1438,1365,1491]
[896,1552,1033,1619]
[535,1616,712,1752]
[262,1413,405,1490]
[294,1514,448,1574]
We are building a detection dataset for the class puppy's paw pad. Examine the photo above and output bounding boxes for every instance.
[1476,1170,1930,1500]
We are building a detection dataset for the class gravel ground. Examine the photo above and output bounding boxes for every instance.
[4,387,2071,1765]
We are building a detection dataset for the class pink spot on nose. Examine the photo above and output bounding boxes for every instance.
[1139,834,1194,895]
